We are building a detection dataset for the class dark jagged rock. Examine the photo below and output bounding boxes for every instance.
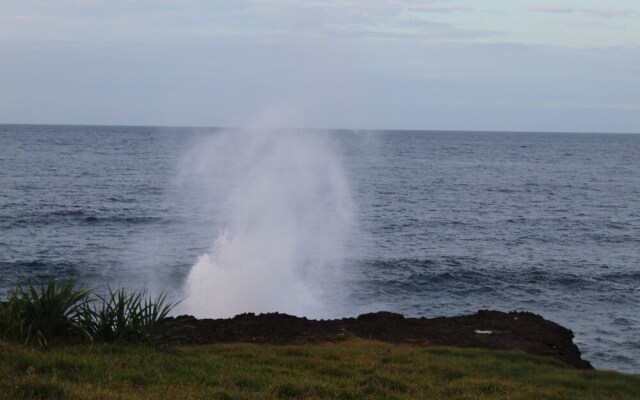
[357,311,405,320]
[168,310,592,369]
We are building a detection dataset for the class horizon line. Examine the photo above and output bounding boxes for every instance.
[0,122,637,136]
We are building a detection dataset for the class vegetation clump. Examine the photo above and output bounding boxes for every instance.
[0,278,92,347]
[81,287,181,345]
[0,279,183,347]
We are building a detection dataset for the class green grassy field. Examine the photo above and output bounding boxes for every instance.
[1,339,638,400]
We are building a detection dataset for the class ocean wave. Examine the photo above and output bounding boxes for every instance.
[600,271,640,282]
[0,260,80,293]
[3,210,169,228]
[349,258,639,296]
[81,215,166,224]
[0,260,78,273]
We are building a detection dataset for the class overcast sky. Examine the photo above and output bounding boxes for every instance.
[1,0,639,132]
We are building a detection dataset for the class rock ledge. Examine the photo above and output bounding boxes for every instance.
[170,310,592,369]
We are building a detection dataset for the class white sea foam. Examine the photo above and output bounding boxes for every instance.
[181,126,355,318]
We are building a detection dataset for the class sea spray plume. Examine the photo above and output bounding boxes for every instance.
[182,128,355,318]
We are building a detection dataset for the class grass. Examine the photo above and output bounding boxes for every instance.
[0,338,638,399]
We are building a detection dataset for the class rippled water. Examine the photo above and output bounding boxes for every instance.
[1,124,639,372]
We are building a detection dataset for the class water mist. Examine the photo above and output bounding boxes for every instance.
[181,127,355,318]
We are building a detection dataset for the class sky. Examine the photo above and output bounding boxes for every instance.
[1,0,639,133]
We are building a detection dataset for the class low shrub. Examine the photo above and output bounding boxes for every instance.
[82,287,183,345]
[0,278,91,347]
[0,279,184,347]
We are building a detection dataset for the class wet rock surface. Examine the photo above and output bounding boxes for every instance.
[170,310,593,369]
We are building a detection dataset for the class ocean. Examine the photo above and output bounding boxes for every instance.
[1,124,639,372]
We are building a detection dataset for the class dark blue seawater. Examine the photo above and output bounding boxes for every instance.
[1,124,639,372]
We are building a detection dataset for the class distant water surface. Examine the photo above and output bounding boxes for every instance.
[1,124,639,372]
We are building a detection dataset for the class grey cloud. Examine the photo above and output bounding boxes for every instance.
[529,7,574,14]
[581,9,639,18]
[530,7,639,18]
[0,0,486,44]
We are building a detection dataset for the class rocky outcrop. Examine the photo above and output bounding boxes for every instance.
[170,309,592,369]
